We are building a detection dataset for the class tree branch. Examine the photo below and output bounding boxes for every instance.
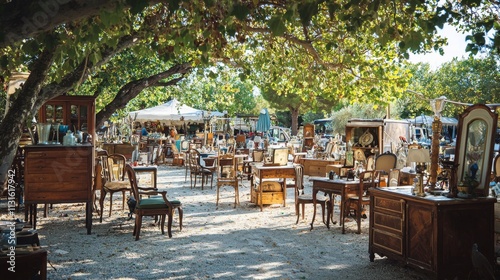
[95,62,192,127]
[0,0,162,48]
[243,26,344,70]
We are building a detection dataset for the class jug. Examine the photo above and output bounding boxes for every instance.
[36,123,52,144]
[63,131,76,146]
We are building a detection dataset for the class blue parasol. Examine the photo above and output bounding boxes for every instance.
[256,108,271,133]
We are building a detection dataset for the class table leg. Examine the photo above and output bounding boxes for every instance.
[282,178,286,207]
[325,193,333,229]
[310,189,318,230]
[153,169,157,189]
[33,204,38,230]
[86,201,92,235]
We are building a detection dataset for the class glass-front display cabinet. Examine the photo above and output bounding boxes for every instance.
[37,95,95,144]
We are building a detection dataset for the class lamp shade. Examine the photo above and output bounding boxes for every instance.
[407,148,431,163]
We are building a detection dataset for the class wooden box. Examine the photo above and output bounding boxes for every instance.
[172,158,184,166]
[251,191,284,205]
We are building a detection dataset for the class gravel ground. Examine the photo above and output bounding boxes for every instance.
[2,164,431,280]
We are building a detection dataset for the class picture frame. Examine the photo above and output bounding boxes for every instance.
[345,150,354,167]
[273,148,289,166]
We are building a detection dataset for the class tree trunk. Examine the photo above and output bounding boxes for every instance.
[0,35,136,186]
[0,44,57,186]
[290,107,300,136]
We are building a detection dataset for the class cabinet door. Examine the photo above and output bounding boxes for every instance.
[69,103,89,132]
[42,103,65,124]
[406,203,434,270]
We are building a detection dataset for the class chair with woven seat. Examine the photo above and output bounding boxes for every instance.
[125,164,183,240]
[294,164,330,225]
[99,153,131,222]
[216,153,239,208]
[342,170,378,234]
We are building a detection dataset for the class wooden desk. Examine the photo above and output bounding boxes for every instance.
[132,165,157,189]
[369,187,495,279]
[310,177,362,231]
[250,163,295,211]
[24,145,93,234]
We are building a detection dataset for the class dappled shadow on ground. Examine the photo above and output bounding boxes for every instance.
[0,164,431,280]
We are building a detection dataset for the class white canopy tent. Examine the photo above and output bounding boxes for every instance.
[128,99,223,125]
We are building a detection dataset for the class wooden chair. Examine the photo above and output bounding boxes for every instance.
[0,248,47,280]
[216,153,239,208]
[294,164,330,225]
[493,153,500,183]
[235,134,246,148]
[252,149,266,162]
[99,153,131,222]
[343,170,378,234]
[375,152,397,187]
[125,164,183,240]
[388,169,400,187]
[188,149,214,190]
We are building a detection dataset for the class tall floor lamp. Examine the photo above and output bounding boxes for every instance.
[429,96,447,191]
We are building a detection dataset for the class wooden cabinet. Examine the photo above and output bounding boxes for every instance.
[38,96,96,144]
[345,120,383,158]
[24,144,94,234]
[301,158,340,177]
[303,123,315,150]
[369,187,495,279]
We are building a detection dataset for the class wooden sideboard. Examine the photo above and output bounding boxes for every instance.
[369,187,495,279]
[301,158,341,177]
[24,145,94,234]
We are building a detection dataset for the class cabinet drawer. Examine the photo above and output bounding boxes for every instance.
[25,172,87,183]
[25,149,91,159]
[25,190,89,203]
[373,196,404,215]
[25,158,88,174]
[373,212,404,234]
[372,229,403,256]
[24,181,89,193]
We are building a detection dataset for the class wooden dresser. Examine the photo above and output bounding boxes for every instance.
[24,145,94,234]
[301,158,341,177]
[369,187,495,279]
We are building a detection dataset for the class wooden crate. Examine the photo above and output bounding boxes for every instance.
[251,191,284,205]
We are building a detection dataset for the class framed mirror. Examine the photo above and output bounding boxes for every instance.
[454,104,498,197]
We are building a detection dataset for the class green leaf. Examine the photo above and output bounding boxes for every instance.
[126,0,147,15]
[269,16,287,36]
[168,0,182,12]
[231,3,250,21]
[298,2,318,26]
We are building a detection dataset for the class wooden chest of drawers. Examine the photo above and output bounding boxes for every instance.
[301,159,340,177]
[24,145,94,234]
[369,187,495,279]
